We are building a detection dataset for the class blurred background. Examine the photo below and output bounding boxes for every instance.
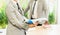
[0,0,57,29]
[0,0,58,35]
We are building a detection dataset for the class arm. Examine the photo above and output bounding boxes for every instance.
[24,4,30,13]
[43,0,48,18]
[24,0,34,13]
[6,3,28,30]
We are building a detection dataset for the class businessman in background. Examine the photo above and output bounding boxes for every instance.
[24,0,48,27]
[24,0,48,19]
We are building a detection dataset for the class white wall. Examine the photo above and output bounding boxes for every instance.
[57,0,60,24]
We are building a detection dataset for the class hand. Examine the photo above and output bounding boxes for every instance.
[34,21,39,26]
[42,21,51,29]
[28,24,35,28]
[28,21,39,28]
[44,21,49,25]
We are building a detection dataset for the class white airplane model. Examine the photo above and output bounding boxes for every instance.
[22,16,48,24]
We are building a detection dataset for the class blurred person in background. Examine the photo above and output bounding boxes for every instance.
[24,0,48,26]
[24,0,48,19]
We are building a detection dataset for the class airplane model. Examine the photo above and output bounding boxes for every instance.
[22,16,48,24]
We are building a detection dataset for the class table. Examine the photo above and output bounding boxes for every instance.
[26,25,60,35]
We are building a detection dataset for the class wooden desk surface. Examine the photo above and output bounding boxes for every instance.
[26,25,60,35]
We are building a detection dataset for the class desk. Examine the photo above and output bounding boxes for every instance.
[26,25,60,35]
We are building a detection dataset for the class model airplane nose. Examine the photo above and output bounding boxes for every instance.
[26,20,33,24]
